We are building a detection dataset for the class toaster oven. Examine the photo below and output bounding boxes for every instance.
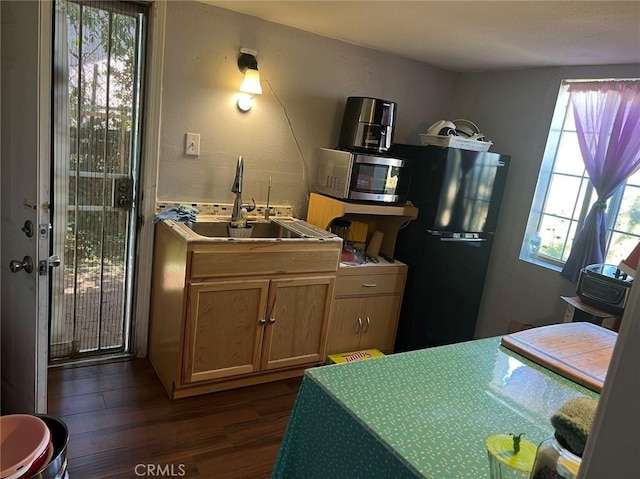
[576,263,633,315]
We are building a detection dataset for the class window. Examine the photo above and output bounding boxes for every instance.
[521,81,640,270]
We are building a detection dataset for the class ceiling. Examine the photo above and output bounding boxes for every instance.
[207,1,640,72]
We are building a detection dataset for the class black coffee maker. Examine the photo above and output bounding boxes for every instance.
[338,97,397,153]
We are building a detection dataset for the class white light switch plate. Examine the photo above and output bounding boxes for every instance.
[185,132,200,156]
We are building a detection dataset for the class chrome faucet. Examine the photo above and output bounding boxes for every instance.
[231,156,255,227]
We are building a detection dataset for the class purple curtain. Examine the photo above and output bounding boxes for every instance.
[561,80,640,281]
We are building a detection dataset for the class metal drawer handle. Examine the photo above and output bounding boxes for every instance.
[269,318,276,324]
[356,317,362,334]
[363,317,370,333]
[362,283,377,287]
[259,319,266,325]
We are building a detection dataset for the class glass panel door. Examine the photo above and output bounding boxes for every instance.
[50,0,146,361]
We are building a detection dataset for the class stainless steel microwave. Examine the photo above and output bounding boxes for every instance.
[315,148,411,203]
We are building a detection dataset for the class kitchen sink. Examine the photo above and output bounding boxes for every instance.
[188,220,302,239]
[184,218,336,240]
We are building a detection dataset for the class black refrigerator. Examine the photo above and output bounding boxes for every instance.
[388,144,510,351]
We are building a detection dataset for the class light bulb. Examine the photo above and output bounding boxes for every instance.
[237,93,253,112]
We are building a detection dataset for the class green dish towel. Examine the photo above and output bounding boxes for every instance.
[551,397,598,457]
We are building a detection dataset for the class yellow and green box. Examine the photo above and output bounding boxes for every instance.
[327,349,385,364]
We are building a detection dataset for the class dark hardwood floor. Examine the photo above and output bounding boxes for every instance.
[47,358,302,479]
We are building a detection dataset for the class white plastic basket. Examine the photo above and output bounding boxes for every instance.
[419,134,493,152]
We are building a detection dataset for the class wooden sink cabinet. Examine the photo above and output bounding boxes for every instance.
[149,221,340,399]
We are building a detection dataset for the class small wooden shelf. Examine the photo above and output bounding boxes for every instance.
[306,193,419,257]
[561,296,621,332]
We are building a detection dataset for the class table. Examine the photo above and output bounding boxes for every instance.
[272,337,598,478]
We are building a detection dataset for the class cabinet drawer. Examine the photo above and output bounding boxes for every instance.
[189,243,340,279]
[336,272,405,296]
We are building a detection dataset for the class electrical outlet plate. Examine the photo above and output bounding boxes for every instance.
[185,132,200,156]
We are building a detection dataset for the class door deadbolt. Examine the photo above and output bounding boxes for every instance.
[21,220,34,238]
[113,177,133,210]
[9,256,34,274]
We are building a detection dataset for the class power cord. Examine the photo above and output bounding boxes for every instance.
[263,79,311,199]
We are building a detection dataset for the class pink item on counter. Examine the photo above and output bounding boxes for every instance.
[619,240,640,276]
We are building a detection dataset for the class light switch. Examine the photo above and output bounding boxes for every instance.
[185,132,200,156]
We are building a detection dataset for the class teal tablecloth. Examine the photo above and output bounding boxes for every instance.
[272,337,598,479]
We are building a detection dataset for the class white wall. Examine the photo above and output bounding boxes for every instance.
[158,2,638,341]
[450,65,640,338]
[158,1,455,217]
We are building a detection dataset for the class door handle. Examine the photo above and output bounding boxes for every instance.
[117,195,131,208]
[439,237,487,243]
[9,256,34,274]
[47,255,61,267]
[356,317,362,334]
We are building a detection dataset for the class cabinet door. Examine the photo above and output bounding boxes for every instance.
[261,276,335,370]
[325,297,367,356]
[183,279,269,383]
[358,294,402,353]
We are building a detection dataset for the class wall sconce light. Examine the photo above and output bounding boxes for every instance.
[237,47,262,112]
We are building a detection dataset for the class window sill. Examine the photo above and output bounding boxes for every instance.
[519,254,563,273]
